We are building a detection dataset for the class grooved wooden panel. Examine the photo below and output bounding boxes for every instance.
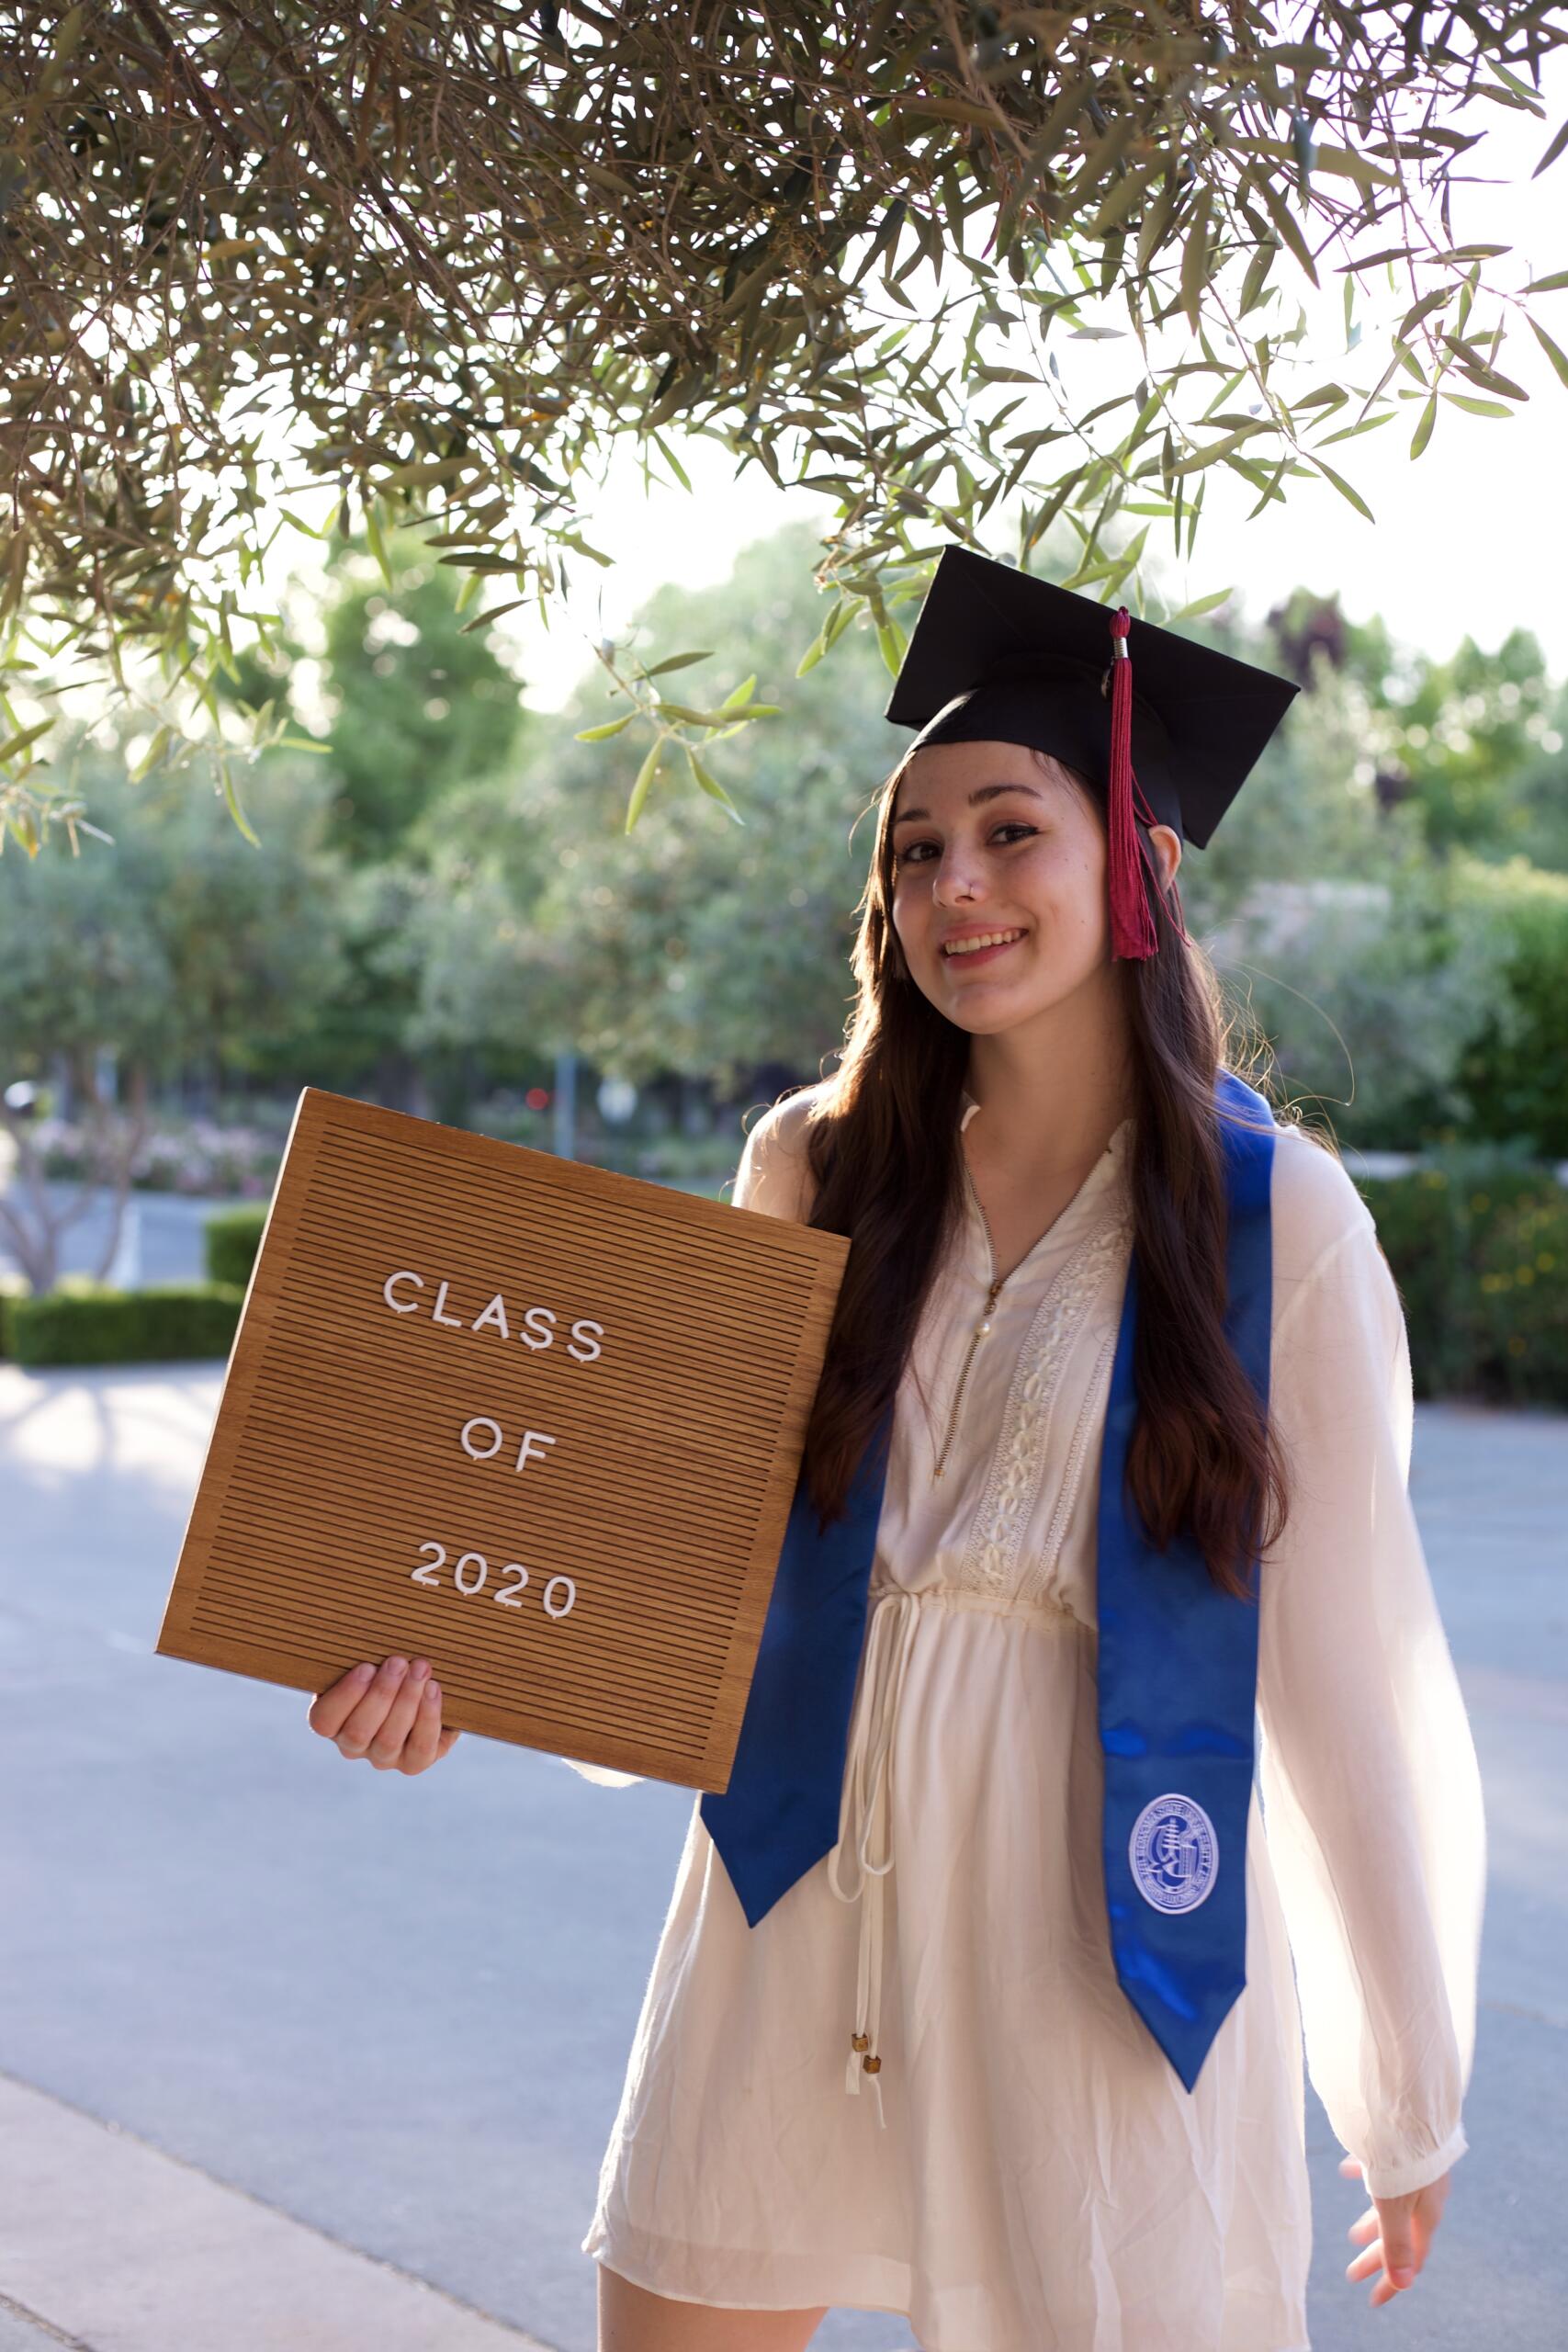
[154,1087,849,1791]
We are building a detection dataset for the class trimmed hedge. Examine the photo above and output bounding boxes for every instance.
[0,1269,29,1358]
[6,1281,244,1369]
[204,1204,269,1287]
[1355,1155,1568,1408]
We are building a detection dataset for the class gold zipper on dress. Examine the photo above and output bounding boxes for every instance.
[932,1168,1003,1483]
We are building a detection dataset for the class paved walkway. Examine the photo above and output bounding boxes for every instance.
[0,2072,550,2350]
[0,1362,1562,2350]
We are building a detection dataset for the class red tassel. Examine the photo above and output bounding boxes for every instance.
[1107,606,1159,961]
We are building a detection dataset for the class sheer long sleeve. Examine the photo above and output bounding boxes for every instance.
[1256,1199,1486,2199]
[556,1091,815,1788]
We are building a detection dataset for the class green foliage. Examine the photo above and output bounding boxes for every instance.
[1358,1151,1568,1408]
[0,743,349,1085]
[204,1205,269,1288]
[1168,652,1496,1151]
[3,514,1562,1160]
[1183,647,1425,922]
[1188,646,1568,1155]
[6,3,1568,851]
[0,1268,28,1357]
[1249,588,1568,871]
[1389,633,1568,863]
[1450,855,1568,1157]
[6,1282,243,1368]
[231,528,533,1097]
[400,518,900,1091]
[316,529,529,861]
[1209,860,1520,1153]
[391,526,1568,1141]
[241,856,430,1096]
[1472,1191,1568,1406]
[1357,1168,1472,1394]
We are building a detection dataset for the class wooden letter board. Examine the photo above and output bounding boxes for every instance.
[154,1088,849,1792]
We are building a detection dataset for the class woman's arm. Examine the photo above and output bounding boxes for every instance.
[1254,1204,1486,2199]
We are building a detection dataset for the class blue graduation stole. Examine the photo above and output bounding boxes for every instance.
[701,1067,1274,2094]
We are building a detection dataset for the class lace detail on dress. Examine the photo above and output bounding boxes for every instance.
[960,1206,1134,1601]
[1013,1316,1122,1618]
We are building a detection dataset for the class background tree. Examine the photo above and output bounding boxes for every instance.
[226,524,536,1102]
[315,535,530,861]
[0,743,346,1283]
[6,509,1562,1208]
[1377,630,1567,863]
[486,518,1566,1152]
[402,520,905,1095]
[3,2,1566,854]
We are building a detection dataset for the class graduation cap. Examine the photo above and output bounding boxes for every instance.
[883,545,1300,960]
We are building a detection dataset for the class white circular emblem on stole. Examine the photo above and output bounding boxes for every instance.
[1129,1792,1219,1913]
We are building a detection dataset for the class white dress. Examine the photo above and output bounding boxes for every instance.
[576,1085,1485,2352]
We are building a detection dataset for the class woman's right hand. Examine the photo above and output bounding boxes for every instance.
[1340,2155,1451,2306]
[307,1655,460,1773]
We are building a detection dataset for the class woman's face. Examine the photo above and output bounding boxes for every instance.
[886,739,1179,1032]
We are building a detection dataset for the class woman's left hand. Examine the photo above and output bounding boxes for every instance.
[1339,2154,1451,2307]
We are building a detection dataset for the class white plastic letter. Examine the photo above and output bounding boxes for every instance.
[460,1416,503,1462]
[514,1430,558,1475]
[567,1318,604,1365]
[432,1279,463,1329]
[521,1306,557,1352]
[383,1271,424,1315]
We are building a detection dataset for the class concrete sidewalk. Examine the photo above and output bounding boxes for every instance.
[0,2071,554,2352]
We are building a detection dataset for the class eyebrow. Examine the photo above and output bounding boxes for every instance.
[891,781,1045,828]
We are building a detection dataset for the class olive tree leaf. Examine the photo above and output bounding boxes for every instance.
[4,0,1566,852]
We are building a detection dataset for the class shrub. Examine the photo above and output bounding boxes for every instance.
[32,1113,285,1197]
[0,1269,30,1358]
[7,1282,244,1368]
[1213,852,1568,1156]
[1472,1189,1568,1407]
[1450,854,1568,1157]
[1356,1144,1568,1408]
[1353,1167,1472,1397]
[1213,866,1516,1153]
[204,1204,269,1287]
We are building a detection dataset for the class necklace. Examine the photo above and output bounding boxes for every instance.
[932,1132,1119,1480]
[931,1168,1004,1482]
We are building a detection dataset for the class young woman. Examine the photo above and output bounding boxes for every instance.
[310,557,1485,2352]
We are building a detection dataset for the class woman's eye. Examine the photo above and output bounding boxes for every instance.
[899,823,1036,865]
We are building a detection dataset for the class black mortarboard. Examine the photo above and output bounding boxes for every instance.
[883,545,1300,958]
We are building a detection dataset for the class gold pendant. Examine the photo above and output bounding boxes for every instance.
[932,1272,1003,1480]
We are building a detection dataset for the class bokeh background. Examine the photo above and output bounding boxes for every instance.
[4,502,1565,1406]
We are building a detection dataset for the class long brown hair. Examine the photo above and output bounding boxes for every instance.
[786,744,1297,1600]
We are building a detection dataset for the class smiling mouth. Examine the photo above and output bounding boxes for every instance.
[942,929,1027,964]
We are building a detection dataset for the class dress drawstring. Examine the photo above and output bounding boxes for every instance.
[826,1587,919,2131]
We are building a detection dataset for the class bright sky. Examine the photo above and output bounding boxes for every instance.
[266,45,1568,714]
